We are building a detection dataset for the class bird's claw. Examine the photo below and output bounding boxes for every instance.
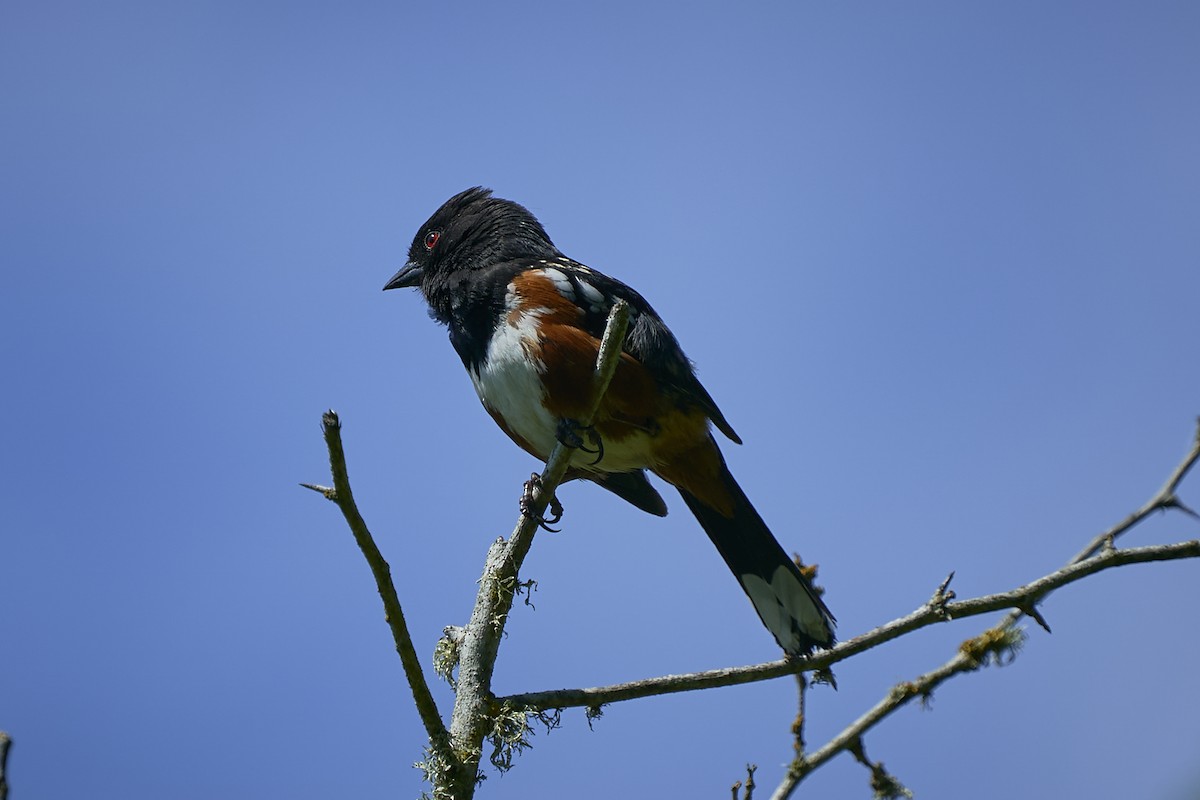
[556,418,604,465]
[521,473,564,532]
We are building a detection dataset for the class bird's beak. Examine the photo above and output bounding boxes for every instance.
[383,262,423,291]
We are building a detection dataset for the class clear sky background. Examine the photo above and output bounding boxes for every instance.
[3,2,1198,799]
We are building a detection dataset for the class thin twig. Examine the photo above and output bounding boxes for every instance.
[982,418,1200,661]
[306,412,464,790]
[839,737,913,800]
[1070,418,1200,563]
[742,764,757,800]
[731,764,758,800]
[448,301,632,789]
[768,421,1200,800]
[791,674,807,759]
[772,636,1007,800]
[499,539,1199,711]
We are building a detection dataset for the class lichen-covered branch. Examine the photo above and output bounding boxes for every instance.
[304,302,629,799]
[446,300,632,795]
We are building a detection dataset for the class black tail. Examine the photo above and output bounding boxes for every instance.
[678,466,835,655]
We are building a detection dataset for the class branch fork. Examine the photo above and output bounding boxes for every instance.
[305,327,1200,800]
[305,301,632,799]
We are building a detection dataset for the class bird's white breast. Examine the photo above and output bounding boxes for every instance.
[468,289,559,459]
[468,273,656,472]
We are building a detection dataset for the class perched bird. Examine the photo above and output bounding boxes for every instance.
[384,188,835,655]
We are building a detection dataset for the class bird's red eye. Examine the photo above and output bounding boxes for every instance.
[424,230,441,250]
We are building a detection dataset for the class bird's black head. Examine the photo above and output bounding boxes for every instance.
[383,187,559,322]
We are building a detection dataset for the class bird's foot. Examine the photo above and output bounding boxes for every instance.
[520,473,564,532]
[556,418,604,465]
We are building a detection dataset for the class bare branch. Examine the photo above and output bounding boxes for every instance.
[500,538,1199,711]
[1070,417,1200,563]
[732,763,757,800]
[766,420,1200,799]
[841,737,913,800]
[773,627,1022,799]
[307,411,464,790]
[447,301,632,790]
[310,321,1194,799]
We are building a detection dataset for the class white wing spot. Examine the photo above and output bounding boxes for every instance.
[575,278,606,312]
[540,267,575,301]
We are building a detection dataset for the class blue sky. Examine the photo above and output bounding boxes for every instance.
[3,2,1198,798]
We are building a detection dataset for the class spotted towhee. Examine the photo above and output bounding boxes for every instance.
[384,188,835,655]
